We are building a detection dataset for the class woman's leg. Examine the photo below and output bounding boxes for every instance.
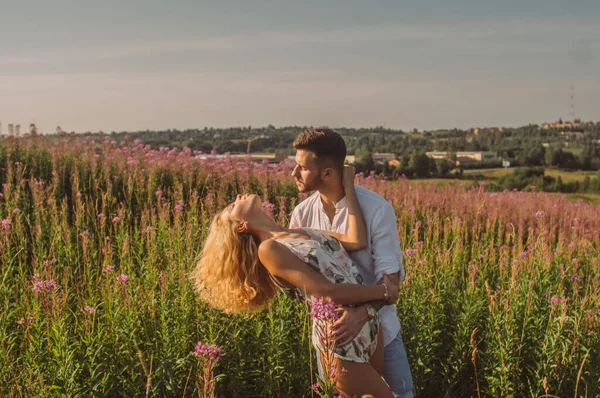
[369,326,385,376]
[333,330,392,398]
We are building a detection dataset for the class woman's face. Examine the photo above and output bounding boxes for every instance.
[221,193,262,224]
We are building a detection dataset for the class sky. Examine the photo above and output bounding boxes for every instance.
[1,0,599,133]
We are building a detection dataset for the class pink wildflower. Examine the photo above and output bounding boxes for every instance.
[193,341,224,360]
[310,297,339,321]
[112,216,121,224]
[83,306,96,314]
[12,208,21,214]
[115,273,129,284]
[103,265,114,273]
[262,202,276,213]
[311,383,320,392]
[32,279,60,293]
[405,249,417,257]
[97,213,105,219]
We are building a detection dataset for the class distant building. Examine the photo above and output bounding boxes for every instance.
[426,151,498,162]
[542,120,582,130]
[470,127,503,135]
[388,159,401,168]
[372,153,396,165]
[455,156,477,166]
[196,153,287,163]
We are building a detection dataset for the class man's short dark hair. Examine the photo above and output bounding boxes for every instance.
[293,128,347,173]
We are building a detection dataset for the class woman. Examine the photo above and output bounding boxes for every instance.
[192,167,395,397]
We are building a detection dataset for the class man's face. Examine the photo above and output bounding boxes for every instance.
[291,149,323,193]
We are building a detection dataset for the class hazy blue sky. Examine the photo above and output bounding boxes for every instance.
[1,0,599,133]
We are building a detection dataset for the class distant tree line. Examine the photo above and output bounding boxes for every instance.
[80,122,600,177]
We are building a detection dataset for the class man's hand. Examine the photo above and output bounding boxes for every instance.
[330,306,369,347]
[382,273,399,304]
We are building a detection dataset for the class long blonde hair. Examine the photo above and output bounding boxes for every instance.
[191,211,277,313]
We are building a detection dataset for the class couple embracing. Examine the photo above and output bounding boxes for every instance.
[193,129,414,397]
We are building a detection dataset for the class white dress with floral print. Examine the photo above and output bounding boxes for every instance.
[273,228,379,363]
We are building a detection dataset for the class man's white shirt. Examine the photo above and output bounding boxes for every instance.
[290,185,404,346]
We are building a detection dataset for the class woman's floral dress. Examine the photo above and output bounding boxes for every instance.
[273,228,379,363]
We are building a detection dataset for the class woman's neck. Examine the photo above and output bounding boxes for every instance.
[249,214,288,243]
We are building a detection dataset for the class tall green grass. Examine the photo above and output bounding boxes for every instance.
[1,135,598,397]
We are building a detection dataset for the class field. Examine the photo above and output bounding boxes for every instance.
[1,136,599,397]
[463,167,598,184]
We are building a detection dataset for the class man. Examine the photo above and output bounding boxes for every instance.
[289,128,414,398]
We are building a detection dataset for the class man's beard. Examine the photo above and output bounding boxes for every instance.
[296,176,322,193]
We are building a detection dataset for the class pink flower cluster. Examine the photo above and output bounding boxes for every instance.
[32,277,60,293]
[193,341,224,361]
[549,295,569,306]
[404,249,417,257]
[17,316,35,325]
[83,306,96,314]
[115,273,129,284]
[310,297,339,321]
[262,202,276,213]
[102,265,114,273]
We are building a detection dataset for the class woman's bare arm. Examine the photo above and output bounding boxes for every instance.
[258,239,397,305]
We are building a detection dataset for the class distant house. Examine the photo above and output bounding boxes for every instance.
[197,153,287,163]
[455,156,477,166]
[542,120,582,130]
[372,153,396,164]
[426,151,498,162]
[388,159,401,168]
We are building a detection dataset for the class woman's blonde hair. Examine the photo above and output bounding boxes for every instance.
[191,211,277,313]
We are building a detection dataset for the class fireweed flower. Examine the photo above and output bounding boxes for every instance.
[32,279,59,293]
[175,200,184,213]
[115,274,129,284]
[112,216,121,224]
[570,273,582,282]
[1,219,10,228]
[310,297,339,321]
[193,342,224,360]
[261,202,276,213]
[83,306,96,314]
[17,316,34,325]
[405,249,417,257]
[103,265,114,273]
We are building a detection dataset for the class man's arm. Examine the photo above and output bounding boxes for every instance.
[332,202,404,346]
[370,203,405,282]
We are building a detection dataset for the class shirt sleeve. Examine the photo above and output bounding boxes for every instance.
[289,206,302,229]
[370,202,405,282]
